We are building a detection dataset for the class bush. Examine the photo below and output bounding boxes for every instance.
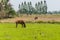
[26,21,33,23]
[35,21,44,23]
[47,20,55,24]
[26,20,60,24]
[47,21,51,23]
[47,20,60,24]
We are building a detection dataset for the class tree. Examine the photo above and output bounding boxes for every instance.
[40,1,43,14]
[37,2,41,14]
[23,1,28,13]
[35,3,38,13]
[28,1,33,15]
[20,2,24,13]
[4,0,16,18]
[43,0,47,14]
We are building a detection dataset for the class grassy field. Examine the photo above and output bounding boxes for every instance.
[0,23,60,40]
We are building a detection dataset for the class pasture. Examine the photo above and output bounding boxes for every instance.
[0,23,60,40]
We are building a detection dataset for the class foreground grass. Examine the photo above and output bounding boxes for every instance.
[0,23,60,40]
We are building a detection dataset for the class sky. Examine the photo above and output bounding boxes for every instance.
[9,0,60,12]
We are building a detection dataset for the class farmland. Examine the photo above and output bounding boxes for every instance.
[0,23,60,40]
[0,14,60,40]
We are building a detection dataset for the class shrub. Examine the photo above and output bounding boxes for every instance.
[26,21,33,23]
[35,21,44,23]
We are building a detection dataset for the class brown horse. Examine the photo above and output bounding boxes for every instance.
[16,20,26,28]
[34,17,38,20]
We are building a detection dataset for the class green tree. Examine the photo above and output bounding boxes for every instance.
[35,3,38,13]
[40,1,44,14]
[37,2,41,14]
[29,1,33,15]
[43,0,47,14]
[5,0,16,17]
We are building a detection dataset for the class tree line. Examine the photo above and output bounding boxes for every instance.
[18,0,47,15]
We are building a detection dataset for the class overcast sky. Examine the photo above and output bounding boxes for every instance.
[9,0,60,12]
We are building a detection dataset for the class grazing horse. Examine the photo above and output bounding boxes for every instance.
[16,20,26,28]
[34,17,38,20]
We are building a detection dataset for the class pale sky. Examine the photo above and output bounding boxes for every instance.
[9,0,60,12]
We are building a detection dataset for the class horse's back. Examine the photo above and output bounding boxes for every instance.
[16,20,25,24]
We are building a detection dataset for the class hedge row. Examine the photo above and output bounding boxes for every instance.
[26,20,60,24]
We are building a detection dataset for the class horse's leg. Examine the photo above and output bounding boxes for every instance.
[16,23,18,28]
[21,24,26,28]
[23,23,26,28]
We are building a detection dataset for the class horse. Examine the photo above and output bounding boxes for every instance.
[34,17,38,20]
[15,20,26,28]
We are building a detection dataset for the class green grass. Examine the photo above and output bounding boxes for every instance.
[0,23,60,40]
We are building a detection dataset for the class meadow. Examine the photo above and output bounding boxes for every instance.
[0,23,60,40]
